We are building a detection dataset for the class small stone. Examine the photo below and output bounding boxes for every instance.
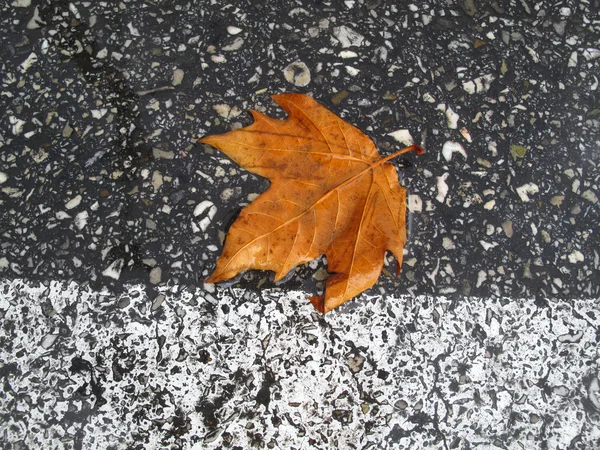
[222,37,244,51]
[172,68,184,86]
[74,211,88,230]
[40,334,58,349]
[27,5,45,29]
[436,173,449,203]
[55,211,71,220]
[339,50,358,58]
[312,267,329,281]
[541,230,551,243]
[194,200,216,217]
[152,171,163,191]
[213,104,231,118]
[480,240,498,251]
[395,399,408,410]
[559,7,572,16]
[149,266,162,284]
[460,128,473,143]
[345,66,360,76]
[407,194,422,212]
[442,237,456,249]
[220,187,235,201]
[0,172,7,184]
[127,22,140,36]
[516,183,539,202]
[195,201,217,231]
[151,294,165,310]
[332,410,352,424]
[331,90,349,105]
[227,26,242,35]
[581,189,598,203]
[103,259,124,280]
[153,148,175,159]
[62,122,73,137]
[65,195,82,210]
[423,92,436,103]
[510,144,527,159]
[213,104,241,119]
[441,141,467,162]
[587,376,600,411]
[283,61,311,87]
[10,117,26,135]
[554,386,570,397]
[502,220,513,237]
[437,104,459,129]
[143,258,157,267]
[333,25,364,47]
[91,109,107,119]
[347,354,365,373]
[388,129,413,146]
[461,0,477,16]
[568,51,578,67]
[568,250,584,263]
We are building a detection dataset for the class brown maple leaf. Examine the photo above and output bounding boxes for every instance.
[199,93,423,313]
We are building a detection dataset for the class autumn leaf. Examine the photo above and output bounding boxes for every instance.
[199,93,423,313]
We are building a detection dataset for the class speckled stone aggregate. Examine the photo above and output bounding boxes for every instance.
[1,0,600,448]
[1,280,599,449]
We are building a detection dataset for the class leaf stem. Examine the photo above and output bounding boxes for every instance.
[378,144,425,165]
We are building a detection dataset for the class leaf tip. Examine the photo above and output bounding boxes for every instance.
[309,295,326,314]
[204,270,222,284]
[198,135,224,148]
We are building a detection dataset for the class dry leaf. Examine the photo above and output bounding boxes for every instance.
[200,93,423,313]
